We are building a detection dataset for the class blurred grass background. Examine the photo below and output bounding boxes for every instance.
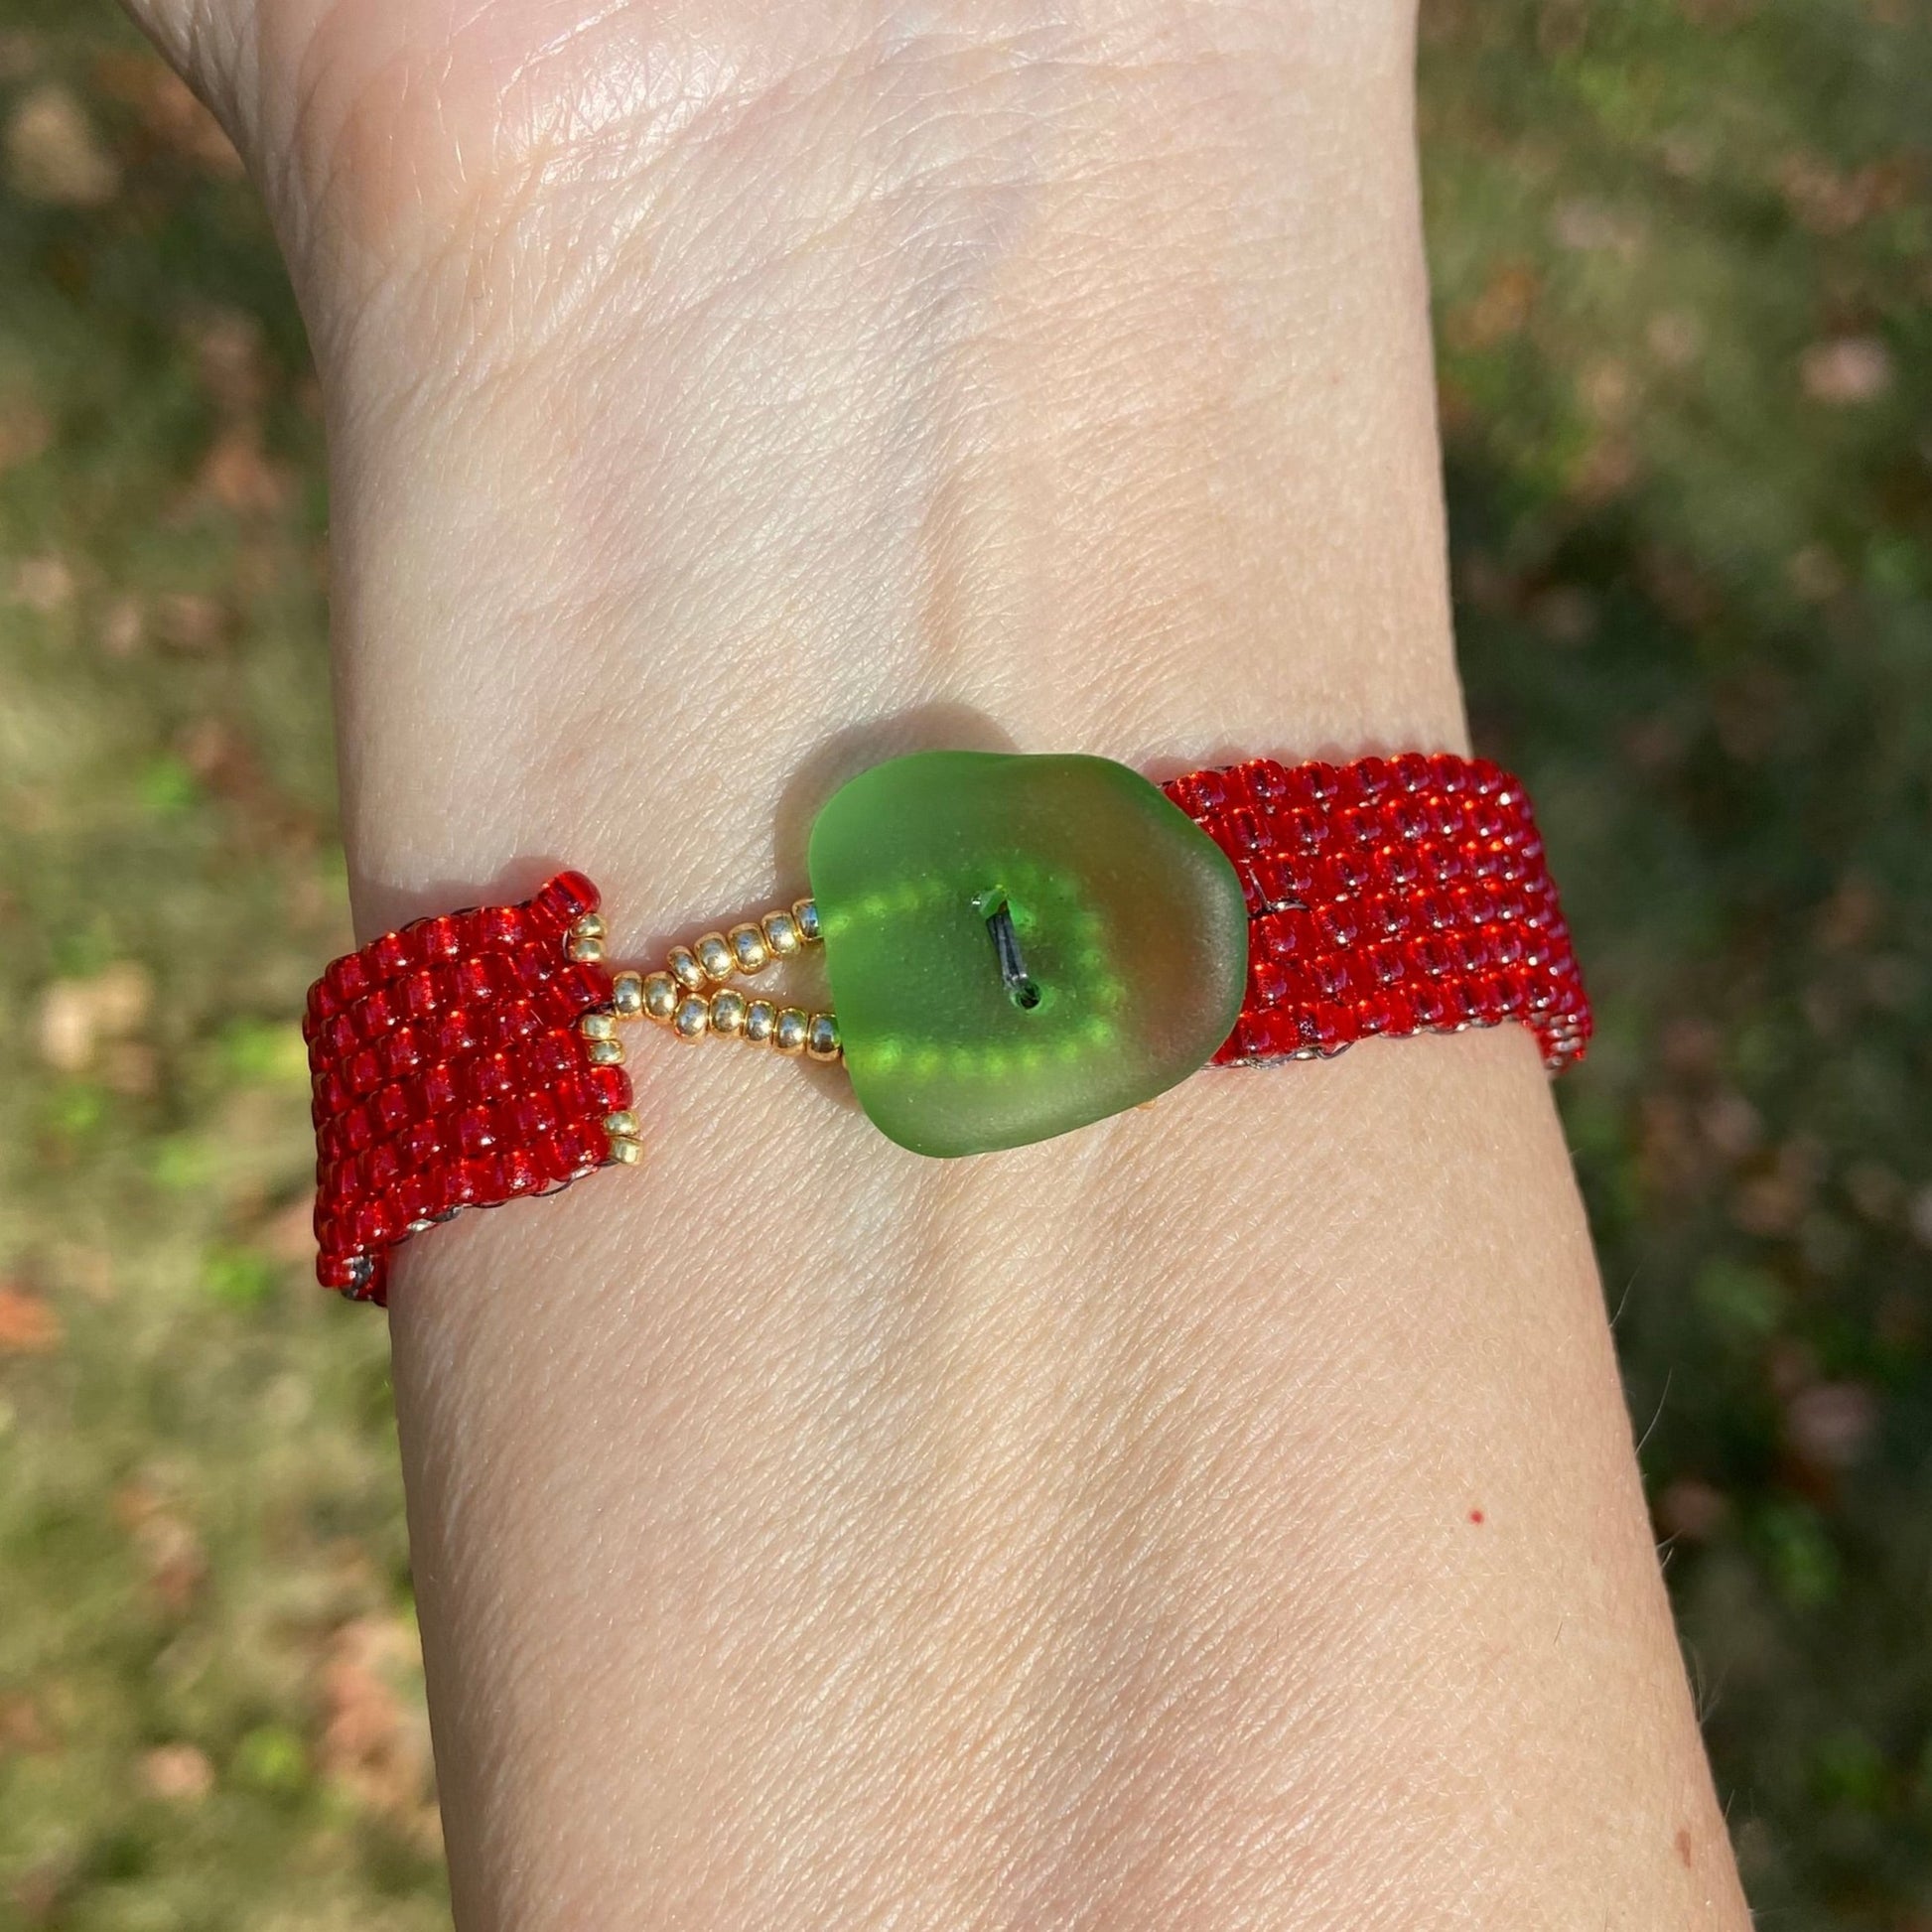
[0,0,1925,1923]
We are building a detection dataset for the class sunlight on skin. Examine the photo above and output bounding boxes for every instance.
[119,1,1752,1925]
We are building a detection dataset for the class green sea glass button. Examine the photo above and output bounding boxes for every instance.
[807,752,1249,1157]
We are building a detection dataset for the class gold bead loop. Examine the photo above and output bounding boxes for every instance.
[602,897,841,1068]
[728,923,770,975]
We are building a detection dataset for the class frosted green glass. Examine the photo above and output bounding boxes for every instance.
[808,752,1249,1157]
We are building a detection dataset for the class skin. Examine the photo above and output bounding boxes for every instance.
[124,2,1753,1926]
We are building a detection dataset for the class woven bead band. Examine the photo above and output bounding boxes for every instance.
[305,752,1589,1301]
[305,870,634,1305]
[1163,752,1589,1072]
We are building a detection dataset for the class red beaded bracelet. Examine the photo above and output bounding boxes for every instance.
[307,750,1589,1303]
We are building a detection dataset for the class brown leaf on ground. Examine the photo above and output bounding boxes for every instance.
[1655,1478,1728,1543]
[198,428,293,516]
[141,1742,214,1802]
[97,595,144,657]
[92,53,242,177]
[135,1513,207,1615]
[0,394,51,472]
[155,593,227,652]
[0,1694,55,1754]
[1446,261,1537,351]
[319,1616,435,1827]
[11,557,73,613]
[1801,335,1893,405]
[36,963,153,1074]
[5,85,118,207]
[1778,152,1914,234]
[1785,1381,1878,1471]
[0,1286,62,1355]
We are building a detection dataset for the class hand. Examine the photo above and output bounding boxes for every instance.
[121,3,1750,1927]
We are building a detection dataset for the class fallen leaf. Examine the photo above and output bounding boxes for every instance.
[0,394,51,471]
[37,963,153,1073]
[155,593,226,652]
[0,1286,62,1355]
[320,1616,434,1824]
[1801,335,1893,405]
[1785,1382,1878,1470]
[5,84,118,207]
[1655,1479,1727,1543]
[11,557,73,613]
[141,1742,214,1801]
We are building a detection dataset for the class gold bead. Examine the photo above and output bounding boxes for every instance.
[710,989,748,1036]
[570,912,607,941]
[760,909,803,957]
[806,1012,842,1061]
[585,1035,625,1066]
[672,994,711,1041]
[603,1109,640,1139]
[580,1011,618,1041]
[612,971,645,1019]
[607,1135,645,1166]
[695,931,735,982]
[667,946,706,992]
[744,999,777,1044]
[642,971,679,1022]
[792,897,821,943]
[773,1007,809,1055]
[565,930,607,964]
[728,922,770,975]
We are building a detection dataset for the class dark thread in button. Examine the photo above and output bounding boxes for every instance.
[980,894,1042,1011]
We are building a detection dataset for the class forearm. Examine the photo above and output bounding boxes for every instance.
[246,2,1744,1922]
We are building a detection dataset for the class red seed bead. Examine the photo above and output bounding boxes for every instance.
[394,1173,432,1226]
[531,871,601,930]
[1249,959,1288,1009]
[376,1028,423,1089]
[510,1091,560,1141]
[399,968,441,1021]
[509,943,555,992]
[433,1008,479,1059]
[455,956,494,1005]
[417,1061,461,1118]
[467,1052,515,1103]
[477,904,526,949]
[368,930,411,982]
[502,1147,544,1195]
[370,1083,412,1136]
[587,1064,632,1111]
[364,1141,402,1192]
[411,914,466,966]
[326,952,371,1006]
[317,1253,360,1292]
[1165,768,1230,818]
[558,1121,607,1173]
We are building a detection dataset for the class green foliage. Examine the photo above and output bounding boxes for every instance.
[0,0,1925,1925]
[1429,0,1932,1917]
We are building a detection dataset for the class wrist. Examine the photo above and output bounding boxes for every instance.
[289,11,1455,943]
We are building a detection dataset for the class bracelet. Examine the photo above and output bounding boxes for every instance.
[306,750,1589,1303]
